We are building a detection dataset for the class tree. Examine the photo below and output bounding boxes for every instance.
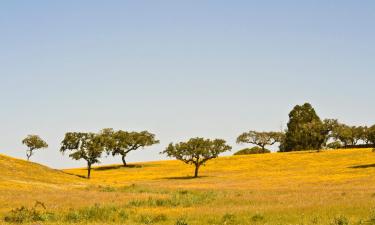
[234,146,271,155]
[281,103,326,152]
[22,135,48,161]
[367,125,375,147]
[60,132,105,179]
[100,128,159,167]
[236,131,284,153]
[161,137,232,178]
[332,124,366,147]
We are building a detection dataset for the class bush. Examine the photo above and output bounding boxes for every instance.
[221,213,236,224]
[64,204,128,222]
[234,146,270,155]
[128,190,216,208]
[251,213,265,222]
[331,215,349,225]
[3,201,54,223]
[175,217,189,225]
[327,141,343,149]
[139,214,167,224]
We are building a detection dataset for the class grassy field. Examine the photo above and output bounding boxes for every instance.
[1,149,375,225]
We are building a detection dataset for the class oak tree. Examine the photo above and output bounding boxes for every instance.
[22,135,48,161]
[60,132,105,179]
[236,131,284,153]
[101,128,159,167]
[162,137,232,178]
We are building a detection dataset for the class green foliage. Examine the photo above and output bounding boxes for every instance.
[281,103,327,152]
[237,131,284,152]
[221,213,236,224]
[64,204,128,222]
[138,214,167,224]
[367,125,375,146]
[100,128,159,166]
[326,141,343,149]
[250,213,265,222]
[60,132,106,178]
[128,190,216,208]
[234,146,271,155]
[332,123,367,147]
[3,201,54,223]
[162,137,232,177]
[175,217,189,225]
[21,135,48,160]
[330,215,349,225]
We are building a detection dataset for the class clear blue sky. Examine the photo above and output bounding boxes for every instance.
[1,1,374,168]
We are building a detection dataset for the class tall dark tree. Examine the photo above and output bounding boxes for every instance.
[162,137,232,178]
[236,131,284,153]
[22,135,48,161]
[60,132,105,179]
[281,103,326,152]
[101,128,159,167]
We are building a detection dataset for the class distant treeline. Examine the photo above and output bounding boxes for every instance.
[237,103,375,153]
[21,102,375,178]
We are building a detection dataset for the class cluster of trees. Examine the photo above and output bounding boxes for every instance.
[21,102,375,179]
[236,103,375,153]
[22,130,232,179]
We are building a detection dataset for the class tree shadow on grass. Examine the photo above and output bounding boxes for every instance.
[162,175,209,180]
[349,163,375,169]
[93,164,143,171]
[62,171,87,179]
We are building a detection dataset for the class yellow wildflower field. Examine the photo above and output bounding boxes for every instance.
[1,149,375,224]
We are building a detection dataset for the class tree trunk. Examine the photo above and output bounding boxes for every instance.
[261,145,265,153]
[26,151,31,161]
[194,164,200,178]
[121,155,127,167]
[87,163,92,179]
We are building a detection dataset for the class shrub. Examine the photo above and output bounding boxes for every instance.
[234,146,270,155]
[127,190,216,208]
[251,213,265,222]
[222,213,236,224]
[139,214,167,224]
[64,204,128,222]
[327,141,343,149]
[3,201,54,223]
[175,217,189,225]
[331,215,349,225]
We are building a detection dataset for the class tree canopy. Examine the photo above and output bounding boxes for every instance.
[236,131,284,153]
[60,132,106,179]
[281,103,327,151]
[161,137,232,177]
[22,135,48,161]
[100,128,159,166]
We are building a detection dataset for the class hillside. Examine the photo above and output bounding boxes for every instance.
[0,154,83,188]
[1,149,375,224]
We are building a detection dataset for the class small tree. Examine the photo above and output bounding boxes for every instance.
[236,131,284,153]
[161,137,232,178]
[60,132,105,179]
[101,128,159,167]
[22,135,48,161]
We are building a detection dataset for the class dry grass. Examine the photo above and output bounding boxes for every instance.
[1,149,375,224]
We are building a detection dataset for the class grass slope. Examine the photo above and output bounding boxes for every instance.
[1,149,375,224]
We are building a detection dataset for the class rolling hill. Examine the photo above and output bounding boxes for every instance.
[1,149,375,224]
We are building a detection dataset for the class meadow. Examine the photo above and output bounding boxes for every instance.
[1,148,375,225]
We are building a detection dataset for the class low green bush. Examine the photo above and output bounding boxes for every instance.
[234,146,270,155]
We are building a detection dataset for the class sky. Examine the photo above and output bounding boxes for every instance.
[0,1,374,168]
